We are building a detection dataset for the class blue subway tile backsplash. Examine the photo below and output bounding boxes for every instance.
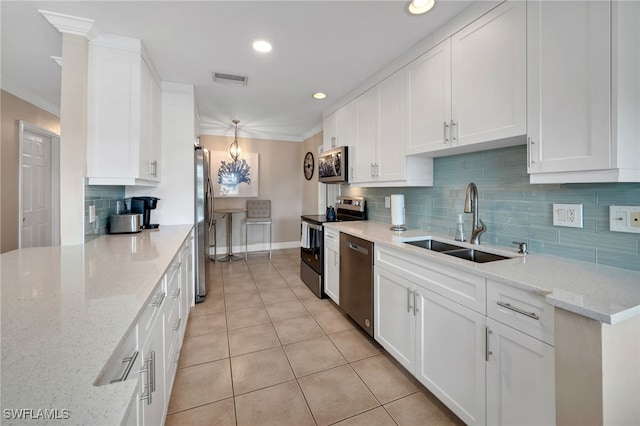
[84,183,125,242]
[343,145,640,271]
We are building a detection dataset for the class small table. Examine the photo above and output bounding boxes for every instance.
[214,208,246,262]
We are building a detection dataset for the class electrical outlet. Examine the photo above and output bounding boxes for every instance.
[89,205,96,223]
[610,206,640,234]
[385,196,391,208]
[552,203,583,228]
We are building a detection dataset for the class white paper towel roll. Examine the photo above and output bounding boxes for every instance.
[391,194,405,226]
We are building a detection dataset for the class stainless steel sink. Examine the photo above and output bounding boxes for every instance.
[441,249,510,263]
[404,239,511,263]
[405,239,464,252]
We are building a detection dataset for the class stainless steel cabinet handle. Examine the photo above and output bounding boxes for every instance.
[485,327,493,361]
[451,121,458,142]
[444,121,450,144]
[407,288,411,313]
[347,243,368,255]
[139,357,152,405]
[497,302,540,320]
[174,347,181,365]
[528,137,536,165]
[173,288,181,299]
[174,261,182,270]
[150,292,165,308]
[150,350,156,393]
[173,318,182,331]
[413,290,418,316]
[331,136,337,147]
[110,351,139,384]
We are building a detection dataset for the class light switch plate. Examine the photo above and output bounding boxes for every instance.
[609,205,640,234]
[552,204,583,228]
[89,205,96,223]
[385,196,391,208]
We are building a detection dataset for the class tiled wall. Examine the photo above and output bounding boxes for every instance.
[343,145,640,271]
[84,183,125,242]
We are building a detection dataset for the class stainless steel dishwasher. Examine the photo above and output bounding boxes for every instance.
[339,233,374,336]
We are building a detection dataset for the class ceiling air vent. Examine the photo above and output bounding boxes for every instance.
[212,72,249,86]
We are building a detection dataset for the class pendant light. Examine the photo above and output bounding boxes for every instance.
[229,119,242,162]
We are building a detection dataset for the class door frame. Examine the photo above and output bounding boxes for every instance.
[18,120,61,248]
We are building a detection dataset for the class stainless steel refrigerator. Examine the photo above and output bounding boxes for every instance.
[194,147,213,303]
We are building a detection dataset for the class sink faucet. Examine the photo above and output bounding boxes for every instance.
[464,182,486,245]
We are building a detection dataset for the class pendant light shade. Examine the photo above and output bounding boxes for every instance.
[229,119,242,162]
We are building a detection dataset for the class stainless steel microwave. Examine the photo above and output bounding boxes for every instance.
[318,146,348,183]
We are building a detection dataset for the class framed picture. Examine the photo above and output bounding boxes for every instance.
[211,151,259,197]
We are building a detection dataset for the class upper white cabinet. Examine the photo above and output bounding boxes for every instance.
[528,0,640,183]
[351,71,433,186]
[87,34,162,186]
[322,103,354,152]
[406,1,526,156]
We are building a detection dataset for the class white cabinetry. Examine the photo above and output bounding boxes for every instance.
[323,104,354,152]
[527,0,640,183]
[415,286,486,426]
[485,280,555,425]
[352,71,433,186]
[87,34,162,186]
[406,1,526,157]
[374,245,486,425]
[323,228,340,304]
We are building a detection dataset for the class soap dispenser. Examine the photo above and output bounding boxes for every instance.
[455,214,466,242]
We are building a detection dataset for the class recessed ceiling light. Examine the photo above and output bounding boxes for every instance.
[312,92,327,100]
[252,40,272,53]
[408,0,435,15]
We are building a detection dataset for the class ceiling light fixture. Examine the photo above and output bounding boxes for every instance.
[252,40,272,53]
[408,0,435,15]
[229,119,242,162]
[312,92,327,100]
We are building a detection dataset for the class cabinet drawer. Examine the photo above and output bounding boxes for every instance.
[138,280,166,336]
[325,228,340,250]
[487,280,554,345]
[95,325,138,386]
[376,245,486,314]
[166,255,182,295]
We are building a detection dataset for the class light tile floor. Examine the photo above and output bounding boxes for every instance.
[166,249,464,426]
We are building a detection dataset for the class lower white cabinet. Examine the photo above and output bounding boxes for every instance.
[138,292,166,426]
[374,243,556,426]
[374,266,416,372]
[323,228,340,304]
[486,318,555,425]
[415,286,486,425]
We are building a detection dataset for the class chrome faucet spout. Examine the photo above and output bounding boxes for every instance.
[464,182,486,245]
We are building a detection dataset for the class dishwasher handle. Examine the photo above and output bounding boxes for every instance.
[347,242,369,255]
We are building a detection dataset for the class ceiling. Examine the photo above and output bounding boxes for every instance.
[1,1,473,141]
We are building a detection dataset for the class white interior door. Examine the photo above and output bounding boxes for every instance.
[20,121,60,248]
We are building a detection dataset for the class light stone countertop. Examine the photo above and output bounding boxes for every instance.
[326,221,640,324]
[0,225,193,425]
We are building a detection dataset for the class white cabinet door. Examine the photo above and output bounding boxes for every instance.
[451,0,526,148]
[148,69,162,181]
[415,286,486,426]
[377,71,406,182]
[138,308,166,426]
[323,111,338,151]
[336,103,355,150]
[527,0,611,174]
[373,266,416,372]
[323,229,340,304]
[486,318,556,426]
[353,89,378,183]
[406,39,452,155]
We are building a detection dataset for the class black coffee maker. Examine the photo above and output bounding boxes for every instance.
[131,197,160,229]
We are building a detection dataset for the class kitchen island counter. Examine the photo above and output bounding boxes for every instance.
[325,221,640,324]
[0,225,193,425]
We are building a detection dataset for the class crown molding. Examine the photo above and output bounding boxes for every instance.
[1,78,60,117]
[39,9,96,38]
[301,122,323,141]
[198,125,303,143]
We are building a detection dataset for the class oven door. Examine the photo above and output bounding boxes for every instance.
[300,221,323,273]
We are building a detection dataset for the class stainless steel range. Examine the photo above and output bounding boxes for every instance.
[300,196,366,298]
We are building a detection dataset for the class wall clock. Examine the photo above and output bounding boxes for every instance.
[303,152,314,180]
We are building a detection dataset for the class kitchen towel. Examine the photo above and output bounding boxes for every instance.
[301,221,311,249]
[391,194,405,227]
